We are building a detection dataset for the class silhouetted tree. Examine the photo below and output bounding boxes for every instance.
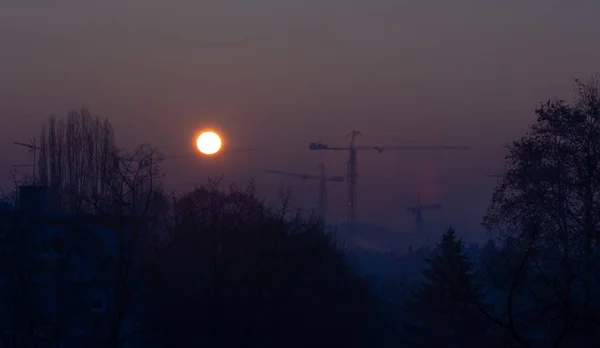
[403,227,488,347]
[475,225,542,348]
[78,144,168,348]
[483,75,600,345]
[145,182,381,348]
[37,109,117,213]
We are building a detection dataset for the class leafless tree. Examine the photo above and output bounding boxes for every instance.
[482,74,600,346]
[73,144,169,347]
[36,109,117,213]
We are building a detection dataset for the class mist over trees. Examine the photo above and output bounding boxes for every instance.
[1,74,600,347]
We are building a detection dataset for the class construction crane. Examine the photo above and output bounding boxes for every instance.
[265,163,344,220]
[309,130,468,233]
[406,193,442,243]
[13,139,40,185]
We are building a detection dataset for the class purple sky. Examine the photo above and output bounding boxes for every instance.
[1,0,599,239]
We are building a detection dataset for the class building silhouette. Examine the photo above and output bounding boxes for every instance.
[0,185,151,347]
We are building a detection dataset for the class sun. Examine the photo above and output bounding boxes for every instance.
[196,131,222,155]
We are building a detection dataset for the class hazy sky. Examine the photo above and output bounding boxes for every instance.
[1,0,599,239]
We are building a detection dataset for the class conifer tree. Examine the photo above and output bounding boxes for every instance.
[403,227,487,347]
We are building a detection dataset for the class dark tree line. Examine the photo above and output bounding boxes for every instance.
[0,109,384,347]
[145,183,381,348]
[2,74,600,347]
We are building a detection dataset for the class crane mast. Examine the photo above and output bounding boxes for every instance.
[406,193,442,243]
[347,131,359,229]
[265,164,344,220]
[318,163,327,220]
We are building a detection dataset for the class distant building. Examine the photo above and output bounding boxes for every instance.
[0,185,151,347]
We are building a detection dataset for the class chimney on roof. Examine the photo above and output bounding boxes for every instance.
[18,185,48,217]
